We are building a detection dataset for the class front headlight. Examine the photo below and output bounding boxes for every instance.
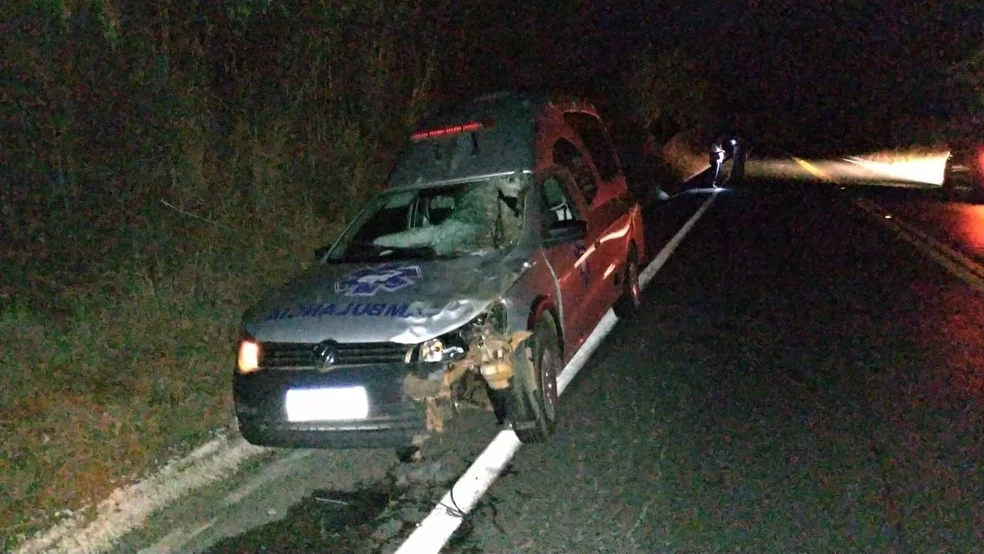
[237,339,263,374]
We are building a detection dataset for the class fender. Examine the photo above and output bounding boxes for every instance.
[527,295,564,360]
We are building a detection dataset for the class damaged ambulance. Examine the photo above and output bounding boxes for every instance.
[233,91,646,452]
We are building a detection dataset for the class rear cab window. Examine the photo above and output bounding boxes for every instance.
[563,112,621,182]
[552,138,599,205]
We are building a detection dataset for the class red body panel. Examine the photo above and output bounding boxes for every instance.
[532,100,646,360]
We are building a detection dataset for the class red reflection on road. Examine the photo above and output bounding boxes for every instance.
[908,279,984,410]
[902,204,984,405]
[874,200,984,264]
[953,204,984,254]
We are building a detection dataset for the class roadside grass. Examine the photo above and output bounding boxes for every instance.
[0,126,413,550]
[1,2,442,547]
[0,212,332,543]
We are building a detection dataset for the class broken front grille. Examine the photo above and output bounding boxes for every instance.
[261,341,411,369]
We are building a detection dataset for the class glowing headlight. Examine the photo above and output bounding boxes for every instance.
[237,339,262,374]
[420,337,465,363]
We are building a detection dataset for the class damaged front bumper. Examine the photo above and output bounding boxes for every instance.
[234,363,437,449]
[234,329,534,449]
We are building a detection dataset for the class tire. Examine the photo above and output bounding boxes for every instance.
[486,384,509,426]
[613,247,641,319]
[237,420,263,446]
[508,312,560,444]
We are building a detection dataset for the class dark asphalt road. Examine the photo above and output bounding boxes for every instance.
[442,183,984,553]
[192,178,984,554]
[863,191,984,264]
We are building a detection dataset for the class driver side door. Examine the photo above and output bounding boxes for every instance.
[537,168,600,351]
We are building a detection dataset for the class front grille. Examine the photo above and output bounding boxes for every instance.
[261,341,411,369]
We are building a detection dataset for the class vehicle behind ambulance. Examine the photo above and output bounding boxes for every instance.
[233,91,645,453]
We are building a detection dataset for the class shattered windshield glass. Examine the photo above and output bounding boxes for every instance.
[328,174,528,262]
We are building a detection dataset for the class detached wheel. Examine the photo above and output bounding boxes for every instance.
[508,312,560,444]
[613,246,641,319]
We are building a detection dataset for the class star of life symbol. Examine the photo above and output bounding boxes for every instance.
[335,264,422,297]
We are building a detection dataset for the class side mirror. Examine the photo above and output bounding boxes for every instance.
[543,219,587,247]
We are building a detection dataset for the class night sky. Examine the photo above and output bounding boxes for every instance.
[435,1,983,155]
[705,1,984,153]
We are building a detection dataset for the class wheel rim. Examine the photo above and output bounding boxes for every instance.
[540,346,558,422]
[628,260,641,308]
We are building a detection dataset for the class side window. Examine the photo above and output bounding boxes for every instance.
[553,139,598,205]
[540,174,579,228]
[564,113,619,181]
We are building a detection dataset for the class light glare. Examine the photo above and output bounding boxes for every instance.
[747,150,951,187]
[285,387,369,422]
[237,340,261,374]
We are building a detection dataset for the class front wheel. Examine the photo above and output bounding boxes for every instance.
[508,312,560,444]
[613,249,641,319]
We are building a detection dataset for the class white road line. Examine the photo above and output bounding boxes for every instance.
[640,191,721,289]
[395,190,721,554]
[853,198,984,293]
[136,519,216,554]
[15,435,267,554]
[793,157,831,180]
[220,449,315,507]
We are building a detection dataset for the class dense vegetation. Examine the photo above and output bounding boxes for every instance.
[1,0,441,541]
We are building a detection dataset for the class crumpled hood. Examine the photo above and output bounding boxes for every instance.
[242,252,525,344]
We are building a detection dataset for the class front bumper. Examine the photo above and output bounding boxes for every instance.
[234,363,435,449]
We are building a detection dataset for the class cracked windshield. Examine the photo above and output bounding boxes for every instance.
[330,176,526,261]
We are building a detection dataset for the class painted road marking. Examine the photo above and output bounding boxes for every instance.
[136,519,215,554]
[853,197,984,293]
[793,157,831,180]
[220,449,315,508]
[394,190,722,554]
[639,190,720,289]
[16,435,267,554]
